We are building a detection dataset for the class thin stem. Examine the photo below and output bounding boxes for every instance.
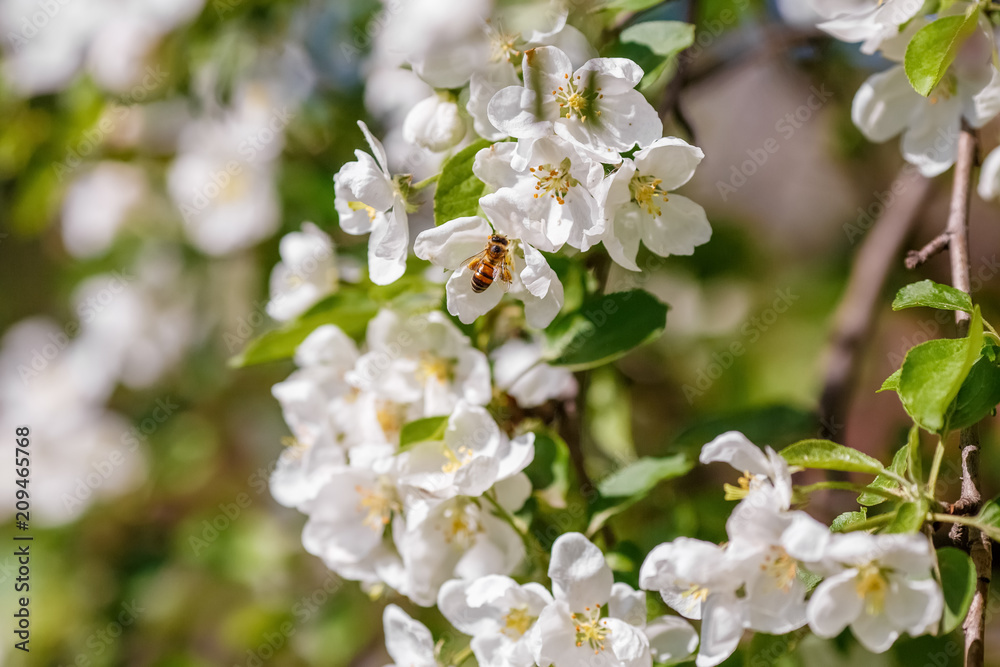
[927,437,946,497]
[483,491,548,572]
[796,480,904,501]
[933,513,986,529]
[410,174,439,191]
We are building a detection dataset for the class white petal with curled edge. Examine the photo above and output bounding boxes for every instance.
[978,146,1000,200]
[850,608,899,654]
[699,431,773,475]
[446,268,504,324]
[383,604,438,667]
[807,569,863,638]
[901,95,962,178]
[358,120,390,175]
[414,216,492,268]
[646,616,699,664]
[851,65,919,143]
[696,592,746,667]
[634,137,705,192]
[367,198,408,285]
[548,532,613,612]
[641,194,711,258]
[610,582,647,628]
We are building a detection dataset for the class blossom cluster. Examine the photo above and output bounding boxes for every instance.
[334,15,712,327]
[812,0,1000,182]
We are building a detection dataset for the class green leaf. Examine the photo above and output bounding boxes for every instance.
[904,9,981,97]
[780,439,885,475]
[898,307,983,433]
[877,367,902,393]
[947,350,1000,431]
[831,508,868,532]
[907,424,923,483]
[884,498,928,534]
[892,279,973,313]
[857,445,907,506]
[587,454,692,536]
[937,547,976,634]
[974,499,1000,542]
[597,455,692,497]
[611,20,694,89]
[544,290,668,370]
[229,293,377,367]
[433,139,492,225]
[398,416,449,450]
[524,431,572,509]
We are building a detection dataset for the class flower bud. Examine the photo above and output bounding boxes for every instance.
[402,94,466,152]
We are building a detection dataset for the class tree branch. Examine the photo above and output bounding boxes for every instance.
[905,232,950,269]
[941,124,990,667]
[818,170,932,441]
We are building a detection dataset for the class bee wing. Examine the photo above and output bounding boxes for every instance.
[499,253,514,291]
[462,249,490,271]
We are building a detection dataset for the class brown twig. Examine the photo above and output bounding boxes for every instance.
[941,124,990,667]
[905,232,950,269]
[818,170,933,442]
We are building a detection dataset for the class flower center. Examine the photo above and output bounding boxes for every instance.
[280,436,308,460]
[355,480,398,531]
[572,604,609,654]
[551,73,602,121]
[347,201,379,222]
[502,606,536,638]
[488,24,520,63]
[761,547,798,592]
[629,174,669,217]
[530,157,579,205]
[680,584,710,614]
[440,500,481,548]
[442,444,474,474]
[417,352,454,383]
[723,470,754,501]
[376,401,406,438]
[855,563,889,616]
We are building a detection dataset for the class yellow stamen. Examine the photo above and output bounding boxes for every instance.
[723,471,754,501]
[855,563,889,616]
[630,175,669,217]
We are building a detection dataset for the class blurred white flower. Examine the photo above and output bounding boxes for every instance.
[699,431,793,510]
[168,85,287,255]
[73,248,196,389]
[0,319,145,526]
[978,144,1000,201]
[812,0,922,54]
[267,223,339,322]
[383,604,438,667]
[490,338,577,408]
[0,0,203,95]
[61,161,147,258]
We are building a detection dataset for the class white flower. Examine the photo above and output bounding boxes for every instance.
[806,533,944,653]
[469,63,524,141]
[724,504,831,635]
[394,496,527,606]
[813,0,923,54]
[644,617,700,665]
[270,325,359,508]
[266,223,338,322]
[438,575,553,667]
[699,431,793,511]
[404,94,468,152]
[395,401,534,499]
[488,46,662,163]
[852,61,1000,177]
[490,338,577,408]
[383,604,438,667]
[597,137,711,270]
[72,249,195,390]
[978,144,1000,201]
[639,538,747,667]
[61,162,147,258]
[167,89,284,255]
[475,137,604,251]
[348,309,491,416]
[413,216,564,328]
[300,465,402,573]
[532,533,651,667]
[334,121,410,285]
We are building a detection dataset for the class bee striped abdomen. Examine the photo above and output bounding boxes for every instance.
[471,262,495,293]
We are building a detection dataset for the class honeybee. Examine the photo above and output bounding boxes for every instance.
[464,234,513,293]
